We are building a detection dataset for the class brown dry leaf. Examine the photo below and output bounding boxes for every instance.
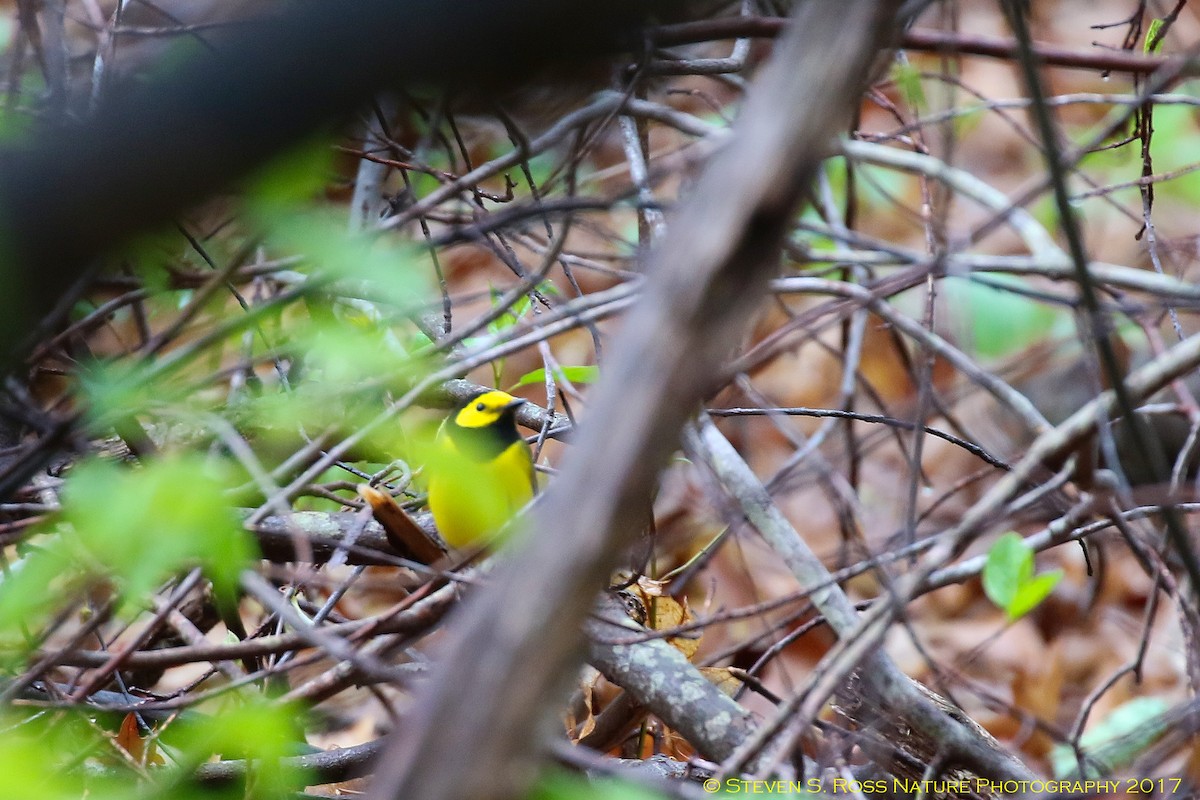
[358,484,443,564]
[565,671,600,743]
[656,724,696,761]
[856,313,956,405]
[626,577,700,660]
[699,666,743,697]
[115,712,163,766]
[116,712,143,762]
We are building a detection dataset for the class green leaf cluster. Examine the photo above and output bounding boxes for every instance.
[0,694,306,800]
[0,456,256,653]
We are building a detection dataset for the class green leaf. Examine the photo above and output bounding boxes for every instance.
[890,60,926,112]
[165,695,310,795]
[263,209,428,307]
[1050,696,1170,777]
[243,136,336,216]
[982,532,1060,620]
[0,456,257,661]
[1144,18,1165,54]
[945,275,1061,359]
[488,288,531,335]
[0,540,77,655]
[0,710,117,799]
[982,532,1029,611]
[80,362,166,429]
[529,768,669,800]
[1007,570,1063,620]
[856,162,912,211]
[0,694,309,800]
[950,104,986,140]
[512,365,599,389]
[70,456,255,606]
[1146,106,1200,209]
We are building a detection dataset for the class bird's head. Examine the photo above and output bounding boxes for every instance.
[453,390,527,430]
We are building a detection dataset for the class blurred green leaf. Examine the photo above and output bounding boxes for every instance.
[1029,191,1062,235]
[1144,18,1165,54]
[230,298,431,469]
[64,456,254,607]
[243,137,336,216]
[0,456,256,646]
[0,694,308,799]
[807,155,901,215]
[946,275,1061,359]
[528,768,669,800]
[489,289,532,335]
[81,363,164,428]
[856,162,911,211]
[163,696,309,798]
[890,60,926,112]
[1147,105,1200,208]
[264,210,426,304]
[0,538,78,657]
[0,709,126,800]
[950,104,986,140]
[298,307,424,387]
[1050,696,1170,777]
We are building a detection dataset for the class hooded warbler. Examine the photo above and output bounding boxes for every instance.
[427,389,535,549]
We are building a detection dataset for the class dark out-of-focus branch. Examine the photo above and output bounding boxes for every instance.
[0,0,679,365]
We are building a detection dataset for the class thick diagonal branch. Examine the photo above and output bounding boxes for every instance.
[367,3,909,799]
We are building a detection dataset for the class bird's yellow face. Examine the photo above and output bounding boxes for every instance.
[453,390,526,430]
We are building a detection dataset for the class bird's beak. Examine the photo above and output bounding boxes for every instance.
[504,397,528,412]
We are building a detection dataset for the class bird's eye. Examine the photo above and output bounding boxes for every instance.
[475,402,486,411]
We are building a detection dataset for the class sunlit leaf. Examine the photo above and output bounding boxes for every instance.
[982,532,1027,611]
[1144,18,1165,54]
[512,365,599,389]
[983,532,1059,620]
[1007,570,1063,620]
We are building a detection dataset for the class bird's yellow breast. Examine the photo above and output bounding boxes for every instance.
[427,434,534,549]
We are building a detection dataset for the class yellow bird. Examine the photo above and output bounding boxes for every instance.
[427,389,535,549]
